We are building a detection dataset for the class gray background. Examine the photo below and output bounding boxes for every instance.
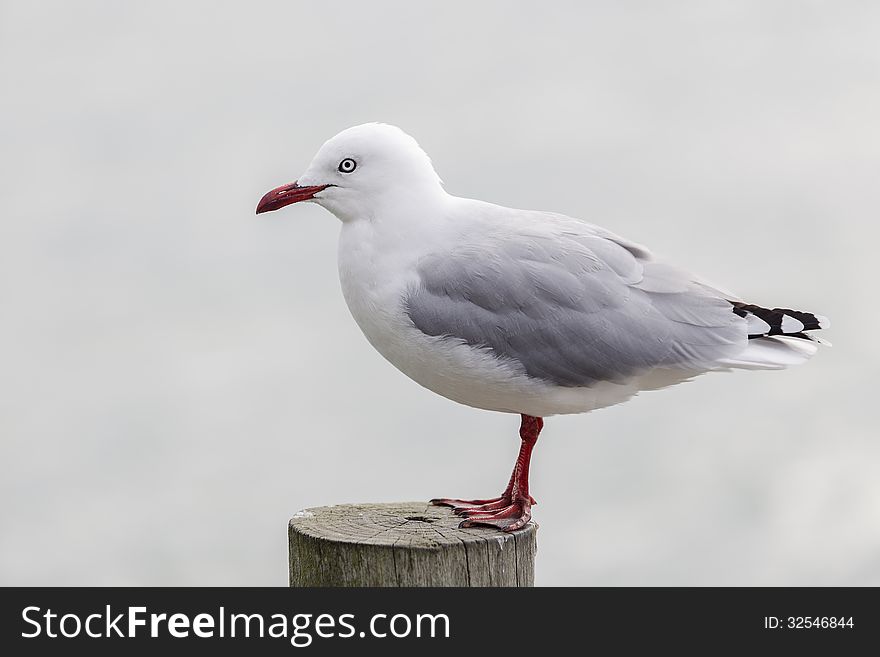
[1,1,877,585]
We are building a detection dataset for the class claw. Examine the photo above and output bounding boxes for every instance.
[431,496,532,531]
[459,500,532,531]
[430,496,504,509]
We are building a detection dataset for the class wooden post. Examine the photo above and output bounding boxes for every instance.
[289,502,537,587]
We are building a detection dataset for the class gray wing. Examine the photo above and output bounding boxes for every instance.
[404,227,746,387]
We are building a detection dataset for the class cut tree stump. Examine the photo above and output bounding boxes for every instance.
[288,502,537,587]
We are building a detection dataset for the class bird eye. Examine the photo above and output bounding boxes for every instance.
[338,158,357,173]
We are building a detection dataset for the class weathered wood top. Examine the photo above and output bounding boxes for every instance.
[289,502,537,586]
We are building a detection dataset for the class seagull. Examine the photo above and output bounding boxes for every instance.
[256,123,830,532]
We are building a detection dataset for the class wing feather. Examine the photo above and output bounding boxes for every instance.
[405,217,747,387]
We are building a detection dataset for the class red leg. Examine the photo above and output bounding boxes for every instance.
[431,414,543,532]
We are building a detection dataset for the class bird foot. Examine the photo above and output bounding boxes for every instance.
[430,494,535,532]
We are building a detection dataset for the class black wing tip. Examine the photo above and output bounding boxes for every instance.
[730,301,830,340]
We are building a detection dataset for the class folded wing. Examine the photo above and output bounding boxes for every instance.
[404,222,750,388]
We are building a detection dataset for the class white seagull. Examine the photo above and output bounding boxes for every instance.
[256,123,830,531]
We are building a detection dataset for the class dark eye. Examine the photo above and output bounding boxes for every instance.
[338,158,357,173]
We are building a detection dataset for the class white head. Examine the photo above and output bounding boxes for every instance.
[256,123,445,222]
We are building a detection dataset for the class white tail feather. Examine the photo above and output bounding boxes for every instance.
[717,336,819,370]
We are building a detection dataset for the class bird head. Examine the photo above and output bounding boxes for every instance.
[256,123,444,222]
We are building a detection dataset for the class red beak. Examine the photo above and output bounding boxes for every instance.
[255,181,329,214]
